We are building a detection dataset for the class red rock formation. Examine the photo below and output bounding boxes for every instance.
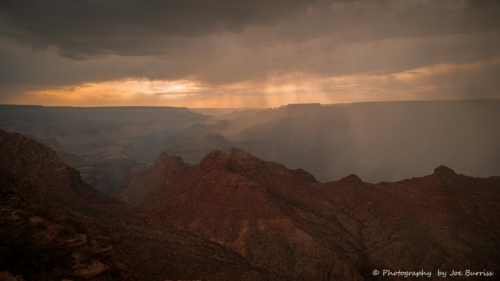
[0,168,137,281]
[0,131,114,205]
[0,133,264,281]
[146,147,500,280]
[1,131,499,281]
[318,166,500,279]
[119,152,190,208]
[149,148,365,280]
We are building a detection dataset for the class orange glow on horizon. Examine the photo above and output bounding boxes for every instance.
[15,59,500,108]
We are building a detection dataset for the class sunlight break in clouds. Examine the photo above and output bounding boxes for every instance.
[23,79,206,106]
[20,58,500,108]
[1,0,499,107]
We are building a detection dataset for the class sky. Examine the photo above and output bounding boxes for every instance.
[0,0,499,108]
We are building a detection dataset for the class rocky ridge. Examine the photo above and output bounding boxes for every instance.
[0,131,114,205]
[134,147,500,280]
[0,132,273,281]
[0,168,137,280]
[1,130,499,280]
[119,152,190,208]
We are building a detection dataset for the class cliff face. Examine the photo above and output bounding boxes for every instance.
[145,147,500,280]
[148,148,364,280]
[0,131,136,280]
[318,165,500,279]
[0,168,137,281]
[0,131,115,205]
[1,130,499,281]
[0,132,266,281]
[119,152,190,208]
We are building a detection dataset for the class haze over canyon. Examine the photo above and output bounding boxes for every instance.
[1,0,500,280]
[0,101,499,280]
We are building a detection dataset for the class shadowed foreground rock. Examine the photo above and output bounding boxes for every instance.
[0,168,137,280]
[136,147,500,280]
[1,130,499,280]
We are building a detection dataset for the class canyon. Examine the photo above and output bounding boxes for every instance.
[1,129,499,280]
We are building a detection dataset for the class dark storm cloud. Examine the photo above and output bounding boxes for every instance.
[0,0,315,58]
[1,0,499,59]
[0,0,500,105]
[0,37,197,103]
[466,0,500,10]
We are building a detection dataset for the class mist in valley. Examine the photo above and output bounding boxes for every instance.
[1,0,500,279]
[1,100,498,197]
[230,100,500,182]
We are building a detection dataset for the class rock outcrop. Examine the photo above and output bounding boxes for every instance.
[119,152,190,208]
[145,147,500,280]
[149,148,364,279]
[0,131,115,205]
[1,131,499,281]
[0,168,137,281]
[0,133,263,281]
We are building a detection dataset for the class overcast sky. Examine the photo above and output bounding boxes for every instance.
[1,0,499,107]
